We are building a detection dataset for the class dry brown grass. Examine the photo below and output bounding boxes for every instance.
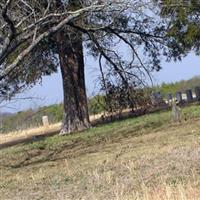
[0,110,132,146]
[137,184,200,200]
[1,106,200,199]
[0,122,62,145]
[0,113,105,145]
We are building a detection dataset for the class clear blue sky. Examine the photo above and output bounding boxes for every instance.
[1,53,200,113]
[154,53,200,85]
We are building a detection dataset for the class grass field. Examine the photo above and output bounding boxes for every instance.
[1,104,200,199]
[0,113,103,146]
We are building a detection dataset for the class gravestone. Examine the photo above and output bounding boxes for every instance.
[42,116,49,127]
[176,92,182,103]
[167,93,173,104]
[172,101,181,122]
[195,87,200,101]
[185,89,193,103]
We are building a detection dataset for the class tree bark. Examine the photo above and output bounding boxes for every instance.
[57,30,90,134]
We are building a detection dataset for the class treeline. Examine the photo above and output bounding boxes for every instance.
[155,76,200,95]
[1,76,200,134]
[0,97,106,133]
[0,96,106,133]
[0,104,63,133]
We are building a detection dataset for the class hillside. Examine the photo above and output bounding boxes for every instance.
[1,104,200,199]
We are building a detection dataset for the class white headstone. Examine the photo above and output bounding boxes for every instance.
[42,116,49,127]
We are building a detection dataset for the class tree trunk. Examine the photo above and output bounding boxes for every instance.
[57,30,90,134]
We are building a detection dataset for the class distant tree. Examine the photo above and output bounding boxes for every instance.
[0,0,181,134]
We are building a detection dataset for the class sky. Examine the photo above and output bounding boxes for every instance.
[1,53,200,113]
[153,53,200,85]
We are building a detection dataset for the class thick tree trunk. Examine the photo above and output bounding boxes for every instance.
[58,30,90,134]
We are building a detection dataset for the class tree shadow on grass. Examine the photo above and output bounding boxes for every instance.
[1,107,171,169]
[5,137,99,169]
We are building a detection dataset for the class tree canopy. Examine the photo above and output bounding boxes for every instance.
[158,0,200,56]
[0,1,180,98]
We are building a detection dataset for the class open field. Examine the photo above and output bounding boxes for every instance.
[0,113,104,147]
[1,104,200,199]
[0,122,62,146]
[0,109,138,148]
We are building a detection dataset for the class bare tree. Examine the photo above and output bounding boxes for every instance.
[0,0,179,134]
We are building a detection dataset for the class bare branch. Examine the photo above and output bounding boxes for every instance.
[0,3,107,80]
